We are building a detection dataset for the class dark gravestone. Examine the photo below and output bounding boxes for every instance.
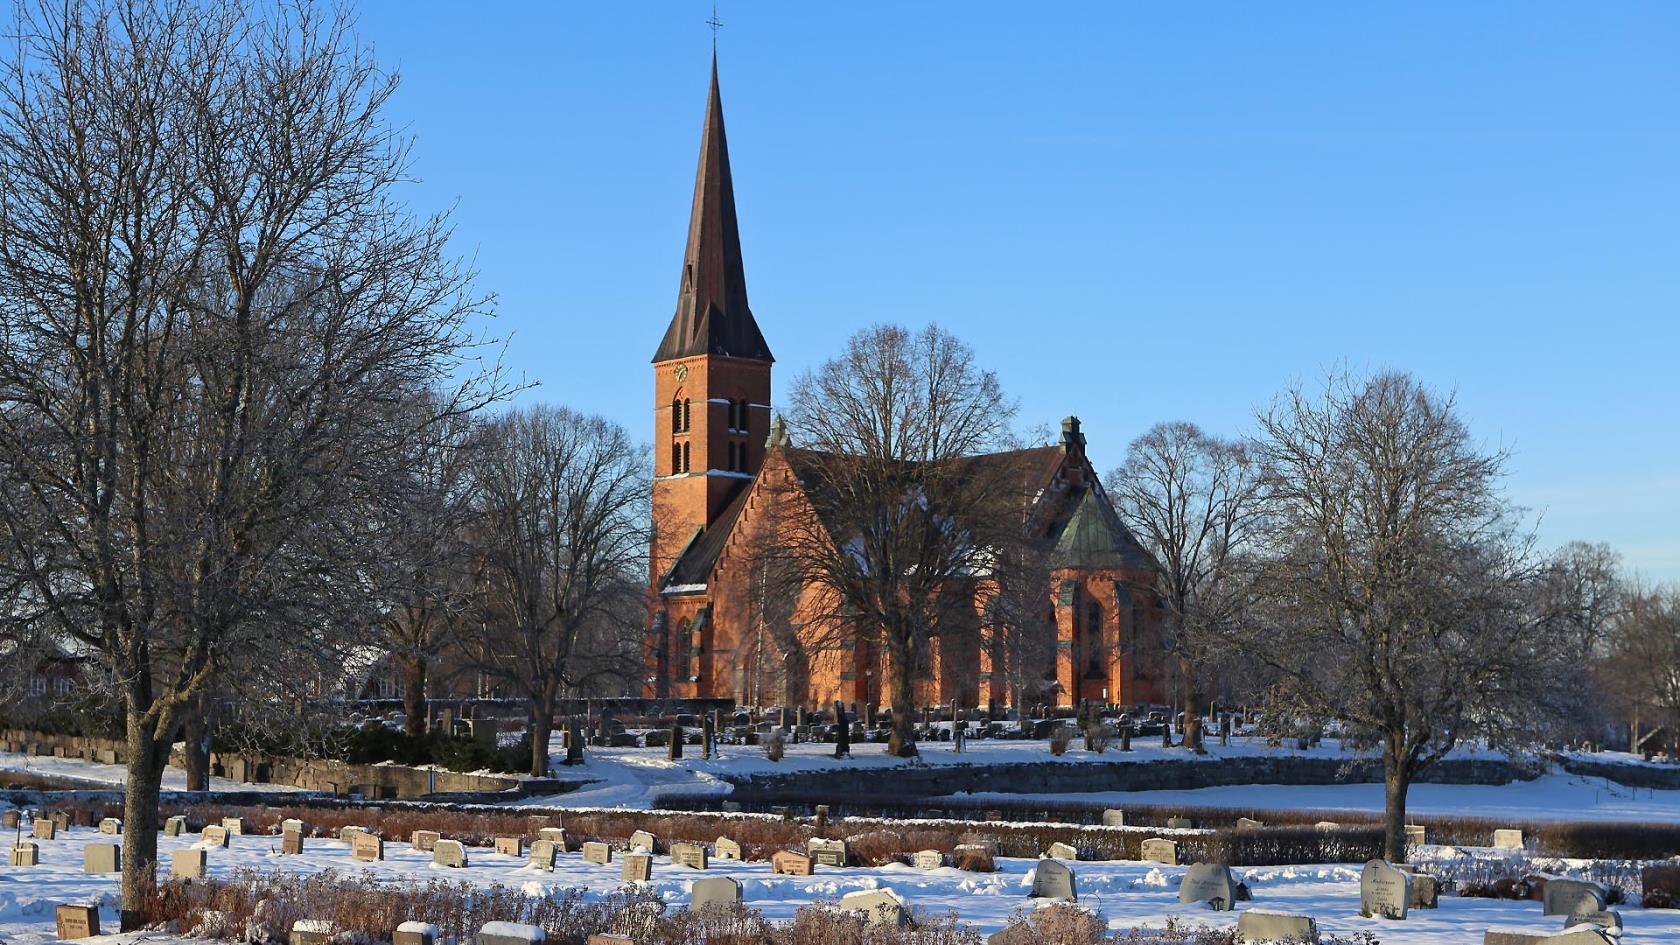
[565,718,585,765]
[668,721,683,760]
[807,837,846,866]
[691,876,743,912]
[834,702,850,758]
[1178,863,1239,910]
[1030,858,1077,901]
[1359,859,1411,920]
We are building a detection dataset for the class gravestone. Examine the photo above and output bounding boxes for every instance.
[51,812,69,830]
[164,815,186,837]
[1483,930,1614,945]
[1542,879,1606,918]
[1046,841,1078,861]
[840,889,908,927]
[1236,817,1264,830]
[620,852,652,882]
[393,921,439,945]
[1405,824,1428,846]
[807,837,846,866]
[282,831,305,855]
[582,841,612,865]
[1100,809,1125,827]
[98,818,120,835]
[281,819,305,835]
[1236,910,1318,943]
[202,825,229,847]
[0,810,17,828]
[82,842,120,873]
[10,842,39,866]
[628,829,656,853]
[1030,858,1077,901]
[1140,838,1178,865]
[1566,909,1622,933]
[1359,859,1411,920]
[772,850,813,876]
[352,831,384,862]
[1315,821,1341,831]
[528,839,559,871]
[1407,872,1439,909]
[410,830,440,852]
[537,827,567,849]
[1166,816,1193,829]
[172,848,207,880]
[494,837,524,857]
[221,817,244,835]
[55,904,99,940]
[291,920,334,945]
[1178,863,1239,910]
[714,837,742,860]
[339,826,367,841]
[431,839,468,868]
[32,819,55,840]
[671,841,708,869]
[692,875,743,912]
[914,849,944,870]
[1493,828,1524,849]
[477,922,546,945]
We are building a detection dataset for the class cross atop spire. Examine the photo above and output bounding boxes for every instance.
[653,56,773,364]
[706,5,723,51]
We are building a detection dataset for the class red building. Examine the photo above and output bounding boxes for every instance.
[645,60,1167,712]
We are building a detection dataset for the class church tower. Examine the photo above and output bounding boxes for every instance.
[650,56,773,592]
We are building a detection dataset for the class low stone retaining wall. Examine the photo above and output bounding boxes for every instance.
[718,754,1536,803]
[0,728,557,799]
[1558,755,1680,790]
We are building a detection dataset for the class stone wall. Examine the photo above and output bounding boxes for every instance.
[1558,754,1680,790]
[0,729,551,799]
[719,755,1534,802]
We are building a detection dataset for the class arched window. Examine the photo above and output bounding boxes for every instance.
[671,397,683,433]
[681,399,691,432]
[681,441,690,473]
[1085,602,1103,677]
[671,442,682,474]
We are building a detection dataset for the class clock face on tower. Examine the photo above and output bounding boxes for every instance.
[673,364,689,383]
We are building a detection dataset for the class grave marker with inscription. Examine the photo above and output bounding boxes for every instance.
[352,831,384,862]
[201,825,229,848]
[772,850,813,876]
[98,818,120,835]
[714,836,742,860]
[494,837,524,857]
[1178,863,1239,910]
[410,830,440,852]
[671,841,708,869]
[1101,809,1125,827]
[628,829,656,853]
[83,842,120,873]
[1236,910,1318,943]
[914,849,944,870]
[1542,879,1606,918]
[55,904,99,940]
[1359,859,1411,920]
[528,839,559,871]
[10,841,39,866]
[164,815,186,837]
[1046,841,1078,861]
[221,817,244,835]
[32,819,55,840]
[283,831,305,855]
[1405,824,1428,846]
[537,827,567,849]
[840,889,908,927]
[1493,829,1524,849]
[806,837,846,867]
[620,852,652,882]
[1140,838,1178,865]
[582,842,612,865]
[1030,858,1077,902]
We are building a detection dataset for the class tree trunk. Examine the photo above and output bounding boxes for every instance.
[529,700,553,777]
[1179,654,1202,750]
[884,628,919,758]
[402,655,429,737]
[180,695,210,792]
[1382,745,1411,863]
[120,714,169,930]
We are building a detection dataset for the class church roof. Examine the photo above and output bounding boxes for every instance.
[1046,484,1155,570]
[653,56,773,364]
[660,480,753,593]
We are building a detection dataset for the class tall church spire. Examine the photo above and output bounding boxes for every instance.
[653,55,773,363]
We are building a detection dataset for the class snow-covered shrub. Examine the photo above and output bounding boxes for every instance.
[952,844,996,872]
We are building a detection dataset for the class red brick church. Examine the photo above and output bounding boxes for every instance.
[645,60,1168,712]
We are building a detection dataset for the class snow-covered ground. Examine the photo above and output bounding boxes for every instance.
[0,752,307,794]
[0,823,1674,945]
[941,773,1680,824]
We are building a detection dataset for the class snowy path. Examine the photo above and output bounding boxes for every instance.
[0,823,1676,944]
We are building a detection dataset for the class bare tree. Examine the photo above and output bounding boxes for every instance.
[0,1,496,922]
[458,406,649,776]
[1609,585,1680,759]
[777,324,1020,757]
[1248,371,1568,862]
[1108,422,1262,750]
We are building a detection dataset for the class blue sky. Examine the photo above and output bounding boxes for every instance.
[355,3,1679,581]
